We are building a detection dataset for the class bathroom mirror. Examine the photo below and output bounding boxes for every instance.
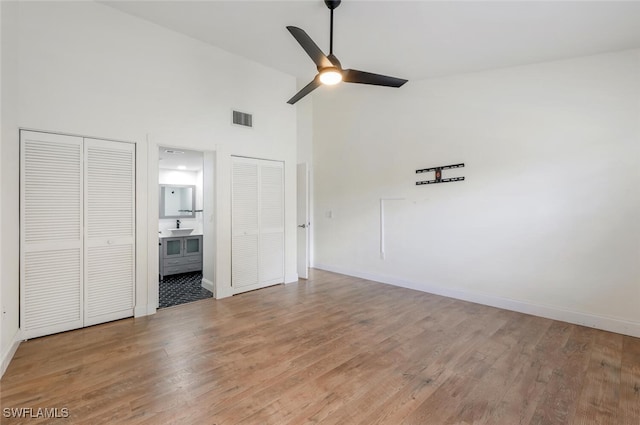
[159,184,196,219]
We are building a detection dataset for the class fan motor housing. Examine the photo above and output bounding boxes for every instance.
[324,0,341,10]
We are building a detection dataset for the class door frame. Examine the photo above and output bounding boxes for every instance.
[147,142,216,312]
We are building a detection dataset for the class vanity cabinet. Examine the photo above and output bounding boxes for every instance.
[160,235,202,279]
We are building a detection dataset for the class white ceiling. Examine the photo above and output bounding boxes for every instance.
[159,147,203,171]
[103,1,640,82]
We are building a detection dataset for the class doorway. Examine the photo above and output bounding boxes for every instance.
[157,147,212,308]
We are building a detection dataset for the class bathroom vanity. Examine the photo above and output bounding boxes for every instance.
[159,234,203,280]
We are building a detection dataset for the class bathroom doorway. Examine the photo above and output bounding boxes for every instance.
[157,146,212,308]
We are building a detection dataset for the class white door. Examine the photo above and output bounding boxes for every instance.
[20,131,136,339]
[258,162,284,285]
[231,158,260,290]
[83,138,135,326]
[231,157,284,294]
[20,131,84,339]
[296,163,309,279]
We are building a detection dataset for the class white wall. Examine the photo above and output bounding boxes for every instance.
[1,0,298,373]
[159,169,199,186]
[295,79,315,268]
[313,49,640,337]
[1,0,4,374]
[1,0,21,376]
[296,80,314,166]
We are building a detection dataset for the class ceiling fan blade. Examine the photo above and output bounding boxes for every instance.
[342,69,408,87]
[287,76,321,105]
[287,26,333,69]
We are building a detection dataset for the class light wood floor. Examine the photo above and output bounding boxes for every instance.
[1,269,639,424]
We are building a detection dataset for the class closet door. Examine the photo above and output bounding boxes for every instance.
[259,162,284,285]
[83,138,135,326]
[231,157,284,294]
[231,157,260,290]
[20,131,84,339]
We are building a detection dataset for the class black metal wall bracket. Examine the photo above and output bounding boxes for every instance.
[415,163,465,185]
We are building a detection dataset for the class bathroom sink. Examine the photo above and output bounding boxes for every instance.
[169,228,194,236]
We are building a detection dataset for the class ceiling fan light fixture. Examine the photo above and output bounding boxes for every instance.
[285,1,407,104]
[319,68,342,85]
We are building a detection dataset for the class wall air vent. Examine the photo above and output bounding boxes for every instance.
[232,110,253,128]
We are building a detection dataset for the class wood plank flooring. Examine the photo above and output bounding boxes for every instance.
[1,269,638,424]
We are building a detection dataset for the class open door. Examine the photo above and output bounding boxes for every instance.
[297,163,310,279]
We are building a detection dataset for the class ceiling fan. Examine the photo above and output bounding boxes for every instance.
[286,0,408,105]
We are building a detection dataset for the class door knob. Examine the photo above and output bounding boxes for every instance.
[297,224,307,229]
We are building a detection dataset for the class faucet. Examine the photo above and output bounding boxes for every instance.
[176,219,181,229]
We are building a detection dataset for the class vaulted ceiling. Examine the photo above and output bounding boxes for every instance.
[103,1,640,82]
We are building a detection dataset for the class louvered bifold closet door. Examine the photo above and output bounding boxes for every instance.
[83,138,135,326]
[231,157,284,294]
[259,161,284,285]
[20,131,84,339]
[231,157,260,291]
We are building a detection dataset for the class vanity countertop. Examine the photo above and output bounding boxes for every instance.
[159,232,203,239]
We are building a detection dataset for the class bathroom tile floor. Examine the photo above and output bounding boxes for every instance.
[159,272,213,308]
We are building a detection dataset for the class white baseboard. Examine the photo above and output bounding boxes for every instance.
[1,330,21,378]
[134,305,156,317]
[314,263,640,338]
[284,273,298,284]
[201,277,214,293]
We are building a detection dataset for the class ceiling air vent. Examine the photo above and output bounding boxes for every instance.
[232,110,253,128]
